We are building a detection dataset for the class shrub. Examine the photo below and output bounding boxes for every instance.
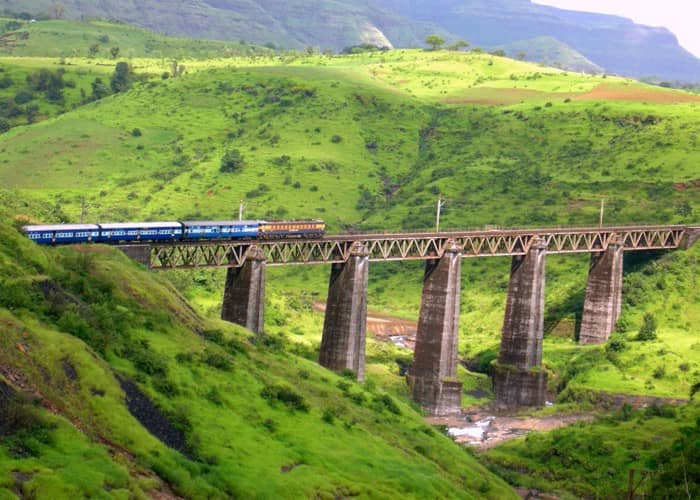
[153,377,179,397]
[220,148,245,173]
[126,345,168,376]
[636,313,657,341]
[322,409,335,424]
[131,128,142,137]
[605,337,627,353]
[203,352,233,371]
[260,384,309,412]
[372,394,401,415]
[330,134,342,143]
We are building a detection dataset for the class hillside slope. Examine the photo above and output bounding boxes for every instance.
[0,0,448,51]
[1,50,697,229]
[0,219,514,498]
[382,0,700,82]
[3,0,700,81]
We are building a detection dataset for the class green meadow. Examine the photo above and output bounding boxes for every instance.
[0,18,698,497]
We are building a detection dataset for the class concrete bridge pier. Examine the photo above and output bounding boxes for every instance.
[221,245,266,334]
[117,245,150,267]
[579,237,624,345]
[319,242,369,381]
[407,240,463,416]
[493,237,547,407]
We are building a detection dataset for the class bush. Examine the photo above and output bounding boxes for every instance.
[605,337,627,353]
[124,342,168,376]
[220,148,245,173]
[330,134,342,143]
[321,408,335,424]
[131,128,142,137]
[636,313,657,341]
[260,384,309,412]
[372,394,401,415]
[203,352,233,371]
[153,377,179,397]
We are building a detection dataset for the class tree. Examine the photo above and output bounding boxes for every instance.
[89,77,110,101]
[110,62,133,93]
[220,149,245,173]
[88,44,100,58]
[110,46,120,59]
[424,34,445,51]
[448,40,469,51]
[636,313,657,341]
[517,51,527,60]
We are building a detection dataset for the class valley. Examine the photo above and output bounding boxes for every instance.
[0,15,698,499]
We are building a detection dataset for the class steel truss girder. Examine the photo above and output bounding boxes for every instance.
[146,226,689,269]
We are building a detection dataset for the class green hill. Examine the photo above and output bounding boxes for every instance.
[0,18,268,58]
[4,0,700,81]
[0,47,698,497]
[0,219,514,498]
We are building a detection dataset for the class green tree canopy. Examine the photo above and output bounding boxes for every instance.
[424,34,445,51]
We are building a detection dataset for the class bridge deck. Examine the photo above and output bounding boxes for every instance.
[141,225,693,269]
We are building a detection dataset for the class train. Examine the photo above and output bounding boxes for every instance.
[22,219,326,245]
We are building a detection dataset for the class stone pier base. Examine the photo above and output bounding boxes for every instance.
[406,375,462,417]
[492,363,547,407]
[319,242,369,381]
[410,241,462,415]
[493,237,547,406]
[221,246,266,334]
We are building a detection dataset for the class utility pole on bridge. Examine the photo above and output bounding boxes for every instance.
[436,196,446,232]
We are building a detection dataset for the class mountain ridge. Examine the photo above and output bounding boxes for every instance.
[3,0,700,81]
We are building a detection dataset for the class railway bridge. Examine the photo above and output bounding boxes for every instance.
[120,224,699,416]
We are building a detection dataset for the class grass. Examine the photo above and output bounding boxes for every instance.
[0,220,515,498]
[482,401,700,498]
[0,19,268,59]
[0,31,698,497]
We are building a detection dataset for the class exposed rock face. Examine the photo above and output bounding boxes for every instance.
[319,242,369,381]
[579,240,623,345]
[408,241,462,416]
[493,238,547,407]
[221,246,266,334]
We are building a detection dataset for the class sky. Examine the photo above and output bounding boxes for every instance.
[533,0,700,58]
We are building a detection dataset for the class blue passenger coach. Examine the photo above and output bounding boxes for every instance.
[98,222,183,242]
[181,220,259,240]
[23,224,100,244]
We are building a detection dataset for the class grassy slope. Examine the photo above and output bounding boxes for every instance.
[483,401,699,498]
[0,220,514,498]
[0,47,698,497]
[0,18,267,59]
[1,50,698,403]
